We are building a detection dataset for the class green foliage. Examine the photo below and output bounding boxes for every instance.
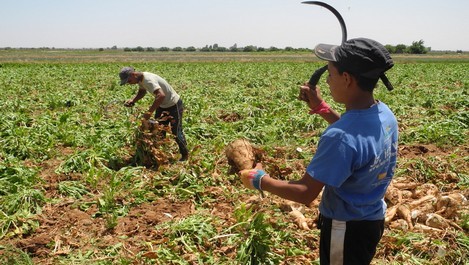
[0,57,467,263]
[0,245,34,265]
[149,214,219,264]
[408,40,428,54]
[395,44,407,54]
[387,63,468,146]
[57,149,108,174]
[0,157,44,238]
[58,181,90,199]
[384,40,430,54]
[234,205,280,265]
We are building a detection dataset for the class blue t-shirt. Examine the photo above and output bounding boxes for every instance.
[306,101,398,221]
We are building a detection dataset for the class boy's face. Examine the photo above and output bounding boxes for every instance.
[326,62,348,103]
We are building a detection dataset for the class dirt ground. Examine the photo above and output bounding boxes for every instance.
[1,143,467,264]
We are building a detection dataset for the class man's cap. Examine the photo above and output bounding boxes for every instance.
[119,66,135,85]
[314,38,394,91]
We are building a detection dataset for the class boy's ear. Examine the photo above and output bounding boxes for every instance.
[342,71,354,87]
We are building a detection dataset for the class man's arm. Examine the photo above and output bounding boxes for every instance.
[125,88,147,106]
[143,89,166,119]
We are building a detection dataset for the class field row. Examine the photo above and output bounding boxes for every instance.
[0,61,467,264]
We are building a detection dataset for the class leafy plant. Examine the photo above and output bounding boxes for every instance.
[58,180,89,199]
[0,245,34,265]
[149,214,218,264]
[0,56,467,264]
[0,158,44,238]
[234,205,279,265]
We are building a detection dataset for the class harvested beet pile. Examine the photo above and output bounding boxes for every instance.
[134,118,176,168]
[384,178,467,232]
[225,139,469,235]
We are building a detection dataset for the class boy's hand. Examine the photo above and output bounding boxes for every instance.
[299,85,324,110]
[300,64,328,107]
[239,163,266,190]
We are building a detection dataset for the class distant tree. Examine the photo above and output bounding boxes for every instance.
[456,50,463,54]
[268,46,280,52]
[146,47,155,52]
[111,45,117,50]
[408,40,427,54]
[215,46,227,52]
[124,47,131,52]
[285,46,294,51]
[395,44,407,54]
[229,43,238,52]
[158,47,170,51]
[200,45,211,52]
[186,46,196,52]
[133,46,144,52]
[257,47,265,52]
[384,45,396,53]
[98,48,104,51]
[172,47,183,51]
[243,45,257,52]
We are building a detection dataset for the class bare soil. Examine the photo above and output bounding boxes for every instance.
[1,143,467,264]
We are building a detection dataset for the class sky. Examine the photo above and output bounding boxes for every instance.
[1,0,468,51]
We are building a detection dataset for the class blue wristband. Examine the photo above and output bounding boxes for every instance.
[252,169,266,190]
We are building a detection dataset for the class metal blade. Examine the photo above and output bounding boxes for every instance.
[302,1,347,44]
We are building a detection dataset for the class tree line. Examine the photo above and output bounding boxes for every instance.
[121,44,310,53]
[121,40,435,54]
[3,40,464,54]
[385,40,429,54]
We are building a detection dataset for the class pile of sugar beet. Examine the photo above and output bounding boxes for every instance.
[225,139,468,233]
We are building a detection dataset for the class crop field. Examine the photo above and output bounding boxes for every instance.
[0,50,468,264]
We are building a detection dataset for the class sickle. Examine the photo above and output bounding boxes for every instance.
[302,1,347,44]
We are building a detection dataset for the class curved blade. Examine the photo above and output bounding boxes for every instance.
[302,1,347,44]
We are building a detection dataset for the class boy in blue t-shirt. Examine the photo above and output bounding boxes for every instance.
[240,38,398,265]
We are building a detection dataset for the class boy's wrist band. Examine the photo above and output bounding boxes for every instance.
[309,100,331,114]
[252,170,266,190]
